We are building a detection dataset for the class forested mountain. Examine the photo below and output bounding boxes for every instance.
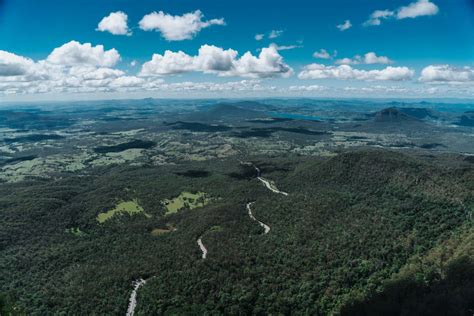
[1,150,472,315]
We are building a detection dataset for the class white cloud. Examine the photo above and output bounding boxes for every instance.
[289,85,326,91]
[364,10,394,26]
[365,0,439,26]
[111,76,145,88]
[68,67,124,80]
[233,46,293,78]
[141,50,197,75]
[255,30,284,41]
[419,65,474,83]
[47,41,120,67]
[336,20,352,31]
[138,10,225,41]
[0,50,35,76]
[140,44,293,78]
[96,11,131,36]
[364,52,392,64]
[335,57,361,65]
[313,49,335,59]
[0,41,141,95]
[268,30,283,39]
[298,64,414,81]
[149,79,274,92]
[336,52,393,65]
[343,85,409,94]
[397,0,439,19]
[270,43,302,51]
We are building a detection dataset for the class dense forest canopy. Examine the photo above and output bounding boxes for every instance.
[1,150,472,315]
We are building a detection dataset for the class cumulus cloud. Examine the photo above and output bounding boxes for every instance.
[140,44,293,78]
[96,11,131,36]
[0,50,35,76]
[364,52,393,64]
[336,20,352,31]
[68,67,124,80]
[141,50,197,75]
[138,10,225,41]
[335,52,393,65]
[313,49,336,59]
[298,64,414,81]
[111,76,146,88]
[47,41,120,67]
[0,41,140,95]
[419,65,474,83]
[397,0,439,19]
[335,57,360,65]
[255,34,264,41]
[365,0,439,26]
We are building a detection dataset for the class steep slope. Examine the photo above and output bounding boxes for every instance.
[398,107,439,120]
[455,111,474,127]
[373,107,420,123]
[341,226,474,316]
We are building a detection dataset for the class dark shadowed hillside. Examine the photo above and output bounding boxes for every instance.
[187,102,269,122]
[455,112,474,127]
[398,107,439,120]
[373,107,420,123]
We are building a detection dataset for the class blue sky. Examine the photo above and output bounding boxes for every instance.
[0,0,473,100]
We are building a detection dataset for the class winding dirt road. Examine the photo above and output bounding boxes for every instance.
[126,278,147,316]
[240,161,289,196]
[246,202,270,234]
[241,161,289,234]
[126,160,288,314]
[257,176,289,196]
[197,237,208,259]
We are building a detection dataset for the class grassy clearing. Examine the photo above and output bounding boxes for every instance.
[209,225,223,232]
[90,149,144,167]
[97,199,151,223]
[162,191,210,215]
[151,228,171,236]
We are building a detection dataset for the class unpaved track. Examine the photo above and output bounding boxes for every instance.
[241,161,290,234]
[126,278,147,316]
[257,176,289,196]
[240,161,289,196]
[197,236,208,259]
[126,160,288,314]
[246,202,270,234]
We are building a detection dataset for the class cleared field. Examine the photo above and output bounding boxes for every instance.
[151,226,176,236]
[162,191,210,215]
[97,199,151,223]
